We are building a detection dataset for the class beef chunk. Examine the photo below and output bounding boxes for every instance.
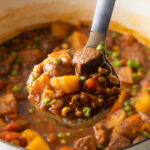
[73,48,104,75]
[19,49,44,66]
[112,115,143,140]
[0,93,17,115]
[39,37,59,55]
[116,34,136,48]
[115,67,134,84]
[74,135,96,150]
[107,135,131,150]
[0,80,7,91]
[120,42,149,68]
[44,63,74,77]
[0,55,15,76]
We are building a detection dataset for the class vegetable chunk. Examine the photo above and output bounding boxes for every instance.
[135,90,150,114]
[26,136,50,150]
[50,75,79,94]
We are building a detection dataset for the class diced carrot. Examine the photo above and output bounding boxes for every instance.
[2,123,21,132]
[7,113,18,120]
[110,102,121,113]
[48,133,57,143]
[85,78,97,91]
[47,125,53,132]
[118,90,129,104]
[58,147,75,150]
[126,114,141,122]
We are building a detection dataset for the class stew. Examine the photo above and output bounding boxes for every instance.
[27,47,120,123]
[0,22,150,150]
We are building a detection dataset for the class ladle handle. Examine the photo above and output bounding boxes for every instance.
[85,0,116,48]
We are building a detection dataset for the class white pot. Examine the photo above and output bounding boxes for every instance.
[0,0,150,46]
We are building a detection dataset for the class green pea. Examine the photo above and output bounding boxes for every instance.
[36,119,41,123]
[11,69,18,76]
[127,111,134,116]
[124,105,132,112]
[97,95,104,99]
[79,76,87,82]
[24,86,27,92]
[83,107,91,117]
[13,85,21,92]
[133,73,141,81]
[124,100,130,106]
[107,50,112,56]
[54,58,62,65]
[60,139,67,145]
[43,134,48,138]
[127,59,134,67]
[1,77,6,81]
[130,89,137,96]
[113,60,123,67]
[96,42,105,52]
[34,36,41,42]
[112,32,120,38]
[112,52,120,58]
[27,44,32,49]
[138,67,146,74]
[10,52,17,56]
[15,57,22,63]
[127,59,140,69]
[66,132,72,137]
[134,62,140,69]
[58,132,66,138]
[28,108,35,114]
[79,128,84,132]
[142,131,150,138]
[97,145,105,150]
[133,84,140,90]
[43,98,51,105]
[33,44,38,49]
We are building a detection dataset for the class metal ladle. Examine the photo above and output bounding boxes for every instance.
[41,0,120,128]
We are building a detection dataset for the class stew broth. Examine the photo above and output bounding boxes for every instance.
[0,22,150,150]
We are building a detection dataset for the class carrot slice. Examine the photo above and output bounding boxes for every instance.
[110,102,121,113]
[58,147,75,150]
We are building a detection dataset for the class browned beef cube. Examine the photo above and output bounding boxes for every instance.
[107,135,131,150]
[73,48,104,75]
[74,135,97,150]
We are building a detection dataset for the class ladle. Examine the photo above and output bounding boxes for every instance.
[30,0,120,128]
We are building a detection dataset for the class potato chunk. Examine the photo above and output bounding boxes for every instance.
[50,75,79,94]
[26,136,50,150]
[70,32,88,50]
[135,90,150,114]
[50,22,71,40]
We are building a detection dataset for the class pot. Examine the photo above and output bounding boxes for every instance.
[0,0,150,149]
[1,0,150,46]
